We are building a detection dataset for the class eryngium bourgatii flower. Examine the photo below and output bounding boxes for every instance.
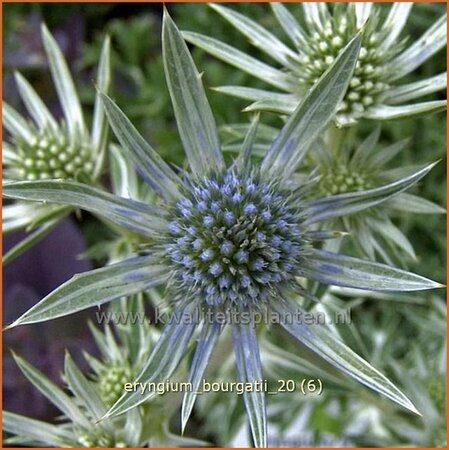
[2,24,111,264]
[183,3,447,126]
[309,128,445,263]
[4,12,443,448]
[3,311,205,448]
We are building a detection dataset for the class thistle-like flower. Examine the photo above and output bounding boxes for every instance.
[183,3,447,126]
[307,128,445,263]
[3,303,204,448]
[4,12,443,447]
[2,24,111,264]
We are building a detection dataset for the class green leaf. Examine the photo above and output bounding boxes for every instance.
[384,73,446,104]
[181,321,221,433]
[367,138,409,168]
[103,303,198,419]
[92,36,111,179]
[3,412,75,447]
[272,297,421,415]
[2,101,35,141]
[182,31,292,91]
[3,180,167,238]
[387,192,446,214]
[305,162,438,224]
[109,144,140,199]
[210,3,299,68]
[260,31,362,178]
[14,72,58,132]
[387,14,447,80]
[271,3,307,48]
[64,352,109,423]
[99,92,181,200]
[379,3,413,51]
[2,202,54,234]
[213,85,295,104]
[219,123,278,144]
[6,256,168,327]
[243,96,298,115]
[368,217,416,259]
[351,126,381,167]
[232,317,267,448]
[354,2,372,27]
[2,140,20,164]
[301,248,443,291]
[41,23,85,140]
[302,3,330,29]
[12,353,90,428]
[366,101,446,120]
[163,10,224,176]
[237,113,259,175]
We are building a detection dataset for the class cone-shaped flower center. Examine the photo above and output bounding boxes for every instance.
[297,13,395,122]
[319,164,373,197]
[99,364,133,408]
[16,128,94,181]
[167,171,305,307]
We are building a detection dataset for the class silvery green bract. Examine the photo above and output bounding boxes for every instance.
[2,24,111,264]
[183,3,446,126]
[3,11,443,448]
[309,128,445,263]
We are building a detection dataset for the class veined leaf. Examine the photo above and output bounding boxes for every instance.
[213,85,295,104]
[384,73,446,104]
[243,97,298,115]
[181,320,221,433]
[271,3,307,48]
[12,353,90,428]
[64,352,109,424]
[41,24,86,140]
[3,101,35,141]
[92,36,111,179]
[237,113,260,175]
[272,297,421,415]
[6,257,168,327]
[300,248,442,291]
[14,72,58,132]
[182,31,292,91]
[387,14,447,80]
[366,101,446,120]
[109,144,140,200]
[163,10,224,176]
[210,3,299,68]
[3,412,75,447]
[387,192,446,214]
[378,3,413,52]
[232,317,267,448]
[3,180,167,238]
[354,2,373,28]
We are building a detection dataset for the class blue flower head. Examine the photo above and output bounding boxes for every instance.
[166,171,305,308]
